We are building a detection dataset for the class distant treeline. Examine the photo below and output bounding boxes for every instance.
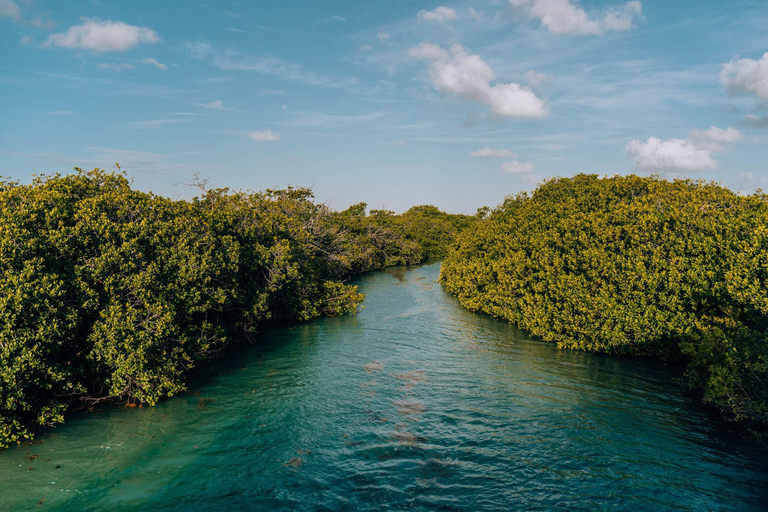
[441,174,768,436]
[0,169,474,448]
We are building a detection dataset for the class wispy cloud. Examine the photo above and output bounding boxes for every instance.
[247,130,280,142]
[141,58,168,70]
[281,111,388,128]
[471,148,516,158]
[0,0,53,28]
[0,1,21,22]
[502,161,536,174]
[742,115,768,128]
[128,119,186,128]
[0,147,215,176]
[194,100,233,111]
[186,42,360,91]
[98,62,137,72]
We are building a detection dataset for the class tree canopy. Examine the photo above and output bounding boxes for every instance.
[441,174,768,434]
[0,169,471,447]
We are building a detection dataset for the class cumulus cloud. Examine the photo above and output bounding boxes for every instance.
[418,7,458,22]
[248,130,280,142]
[502,161,536,174]
[509,0,643,35]
[471,147,516,158]
[408,43,547,118]
[625,126,742,172]
[44,18,160,52]
[720,53,768,100]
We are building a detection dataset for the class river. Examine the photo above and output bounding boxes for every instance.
[1,262,767,511]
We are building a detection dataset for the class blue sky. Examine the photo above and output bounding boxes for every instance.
[1,0,768,213]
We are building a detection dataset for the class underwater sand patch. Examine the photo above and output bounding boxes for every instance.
[393,399,426,417]
[392,431,427,445]
[363,361,384,373]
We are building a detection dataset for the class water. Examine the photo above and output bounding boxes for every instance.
[1,262,767,511]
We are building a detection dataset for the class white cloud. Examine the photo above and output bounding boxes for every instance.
[502,161,536,173]
[418,7,458,22]
[98,62,137,72]
[0,0,21,21]
[282,111,387,128]
[690,126,742,149]
[44,18,160,52]
[186,42,359,91]
[195,100,232,111]
[378,32,390,43]
[128,119,185,129]
[141,58,167,70]
[720,53,768,100]
[408,43,547,118]
[471,147,516,158]
[625,126,742,172]
[509,0,643,35]
[248,130,280,142]
[359,44,373,52]
[326,15,347,22]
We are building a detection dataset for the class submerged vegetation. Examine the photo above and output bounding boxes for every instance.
[441,174,768,434]
[0,169,471,448]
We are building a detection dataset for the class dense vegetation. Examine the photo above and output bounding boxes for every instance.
[0,169,471,448]
[441,174,768,434]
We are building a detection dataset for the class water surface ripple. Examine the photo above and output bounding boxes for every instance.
[2,262,767,511]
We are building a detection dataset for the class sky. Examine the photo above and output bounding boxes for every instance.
[1,0,768,214]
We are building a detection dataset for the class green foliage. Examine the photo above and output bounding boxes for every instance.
[0,169,469,448]
[330,202,474,271]
[441,174,768,431]
[0,170,369,447]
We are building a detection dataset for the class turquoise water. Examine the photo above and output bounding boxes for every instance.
[1,262,767,511]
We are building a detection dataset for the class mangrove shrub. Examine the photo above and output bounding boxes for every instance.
[441,174,768,430]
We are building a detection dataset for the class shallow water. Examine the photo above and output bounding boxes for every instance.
[1,262,767,511]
